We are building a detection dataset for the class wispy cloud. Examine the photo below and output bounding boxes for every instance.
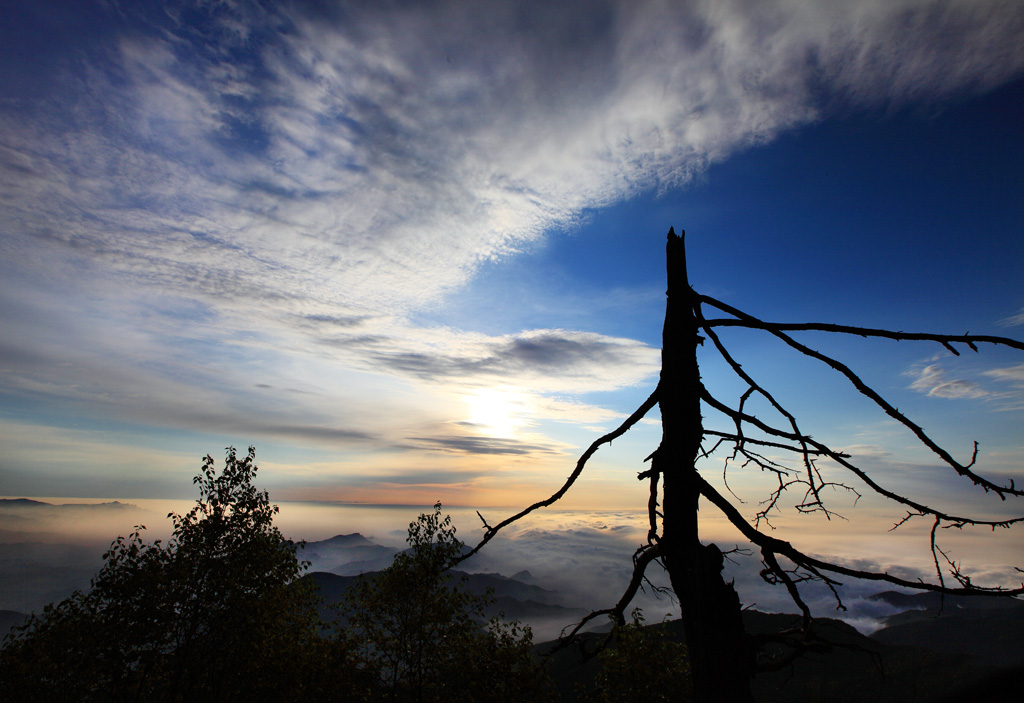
[907,363,988,399]
[357,328,659,392]
[401,435,564,457]
[905,357,1024,411]
[982,364,1024,410]
[998,309,1024,326]
[2,0,1023,495]
[6,1,1023,320]
[984,364,1024,383]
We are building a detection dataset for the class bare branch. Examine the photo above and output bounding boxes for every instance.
[555,544,662,646]
[703,389,1024,530]
[760,550,812,629]
[703,430,847,457]
[699,309,1024,354]
[455,388,660,564]
[475,510,491,531]
[700,295,1024,499]
[700,316,821,506]
[701,391,804,445]
[641,461,661,545]
[696,472,1024,597]
[930,518,946,592]
[440,233,1023,702]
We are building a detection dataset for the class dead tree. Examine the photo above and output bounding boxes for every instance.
[459,228,1024,702]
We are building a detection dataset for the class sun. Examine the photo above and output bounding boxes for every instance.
[464,388,528,438]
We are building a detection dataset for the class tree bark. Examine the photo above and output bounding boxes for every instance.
[657,228,754,702]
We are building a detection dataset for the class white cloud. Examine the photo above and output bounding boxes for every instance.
[907,363,988,399]
[2,0,1023,493]
[999,309,1024,326]
[903,359,1024,410]
[984,364,1024,385]
[6,0,1024,321]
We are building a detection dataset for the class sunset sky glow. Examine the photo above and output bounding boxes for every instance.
[2,0,1024,595]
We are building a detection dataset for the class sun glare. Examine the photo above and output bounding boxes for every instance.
[465,388,529,438]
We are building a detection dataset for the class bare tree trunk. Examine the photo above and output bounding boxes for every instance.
[657,228,754,702]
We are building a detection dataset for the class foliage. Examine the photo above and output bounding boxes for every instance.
[0,454,552,702]
[340,502,549,703]
[590,609,692,703]
[0,447,366,702]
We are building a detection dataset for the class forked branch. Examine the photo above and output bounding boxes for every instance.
[700,294,1024,499]
[696,472,1024,598]
[457,388,660,565]
[701,390,1024,530]
[454,232,1023,677]
[699,311,1024,355]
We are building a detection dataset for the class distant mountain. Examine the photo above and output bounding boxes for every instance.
[299,533,398,575]
[455,571,564,605]
[541,608,1024,703]
[0,499,50,508]
[0,499,140,511]
[869,591,1024,669]
[458,570,587,623]
[301,567,588,631]
[302,571,358,619]
[869,589,1024,613]
[310,533,375,547]
[0,499,157,614]
[0,542,105,613]
[300,534,527,579]
[511,569,540,584]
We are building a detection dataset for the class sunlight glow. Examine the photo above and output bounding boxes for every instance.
[464,388,530,438]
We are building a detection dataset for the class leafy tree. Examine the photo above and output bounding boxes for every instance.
[0,447,365,702]
[590,609,692,703]
[458,229,1024,702]
[340,502,549,703]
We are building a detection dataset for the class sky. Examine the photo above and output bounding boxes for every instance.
[2,1,1024,597]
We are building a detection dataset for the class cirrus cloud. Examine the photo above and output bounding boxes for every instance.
[2,0,1023,496]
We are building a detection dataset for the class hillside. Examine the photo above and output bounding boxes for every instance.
[540,606,1024,703]
[303,569,588,632]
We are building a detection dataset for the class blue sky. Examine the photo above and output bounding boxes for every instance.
[2,0,1023,560]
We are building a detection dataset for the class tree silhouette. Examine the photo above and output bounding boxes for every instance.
[591,609,692,703]
[459,229,1024,702]
[340,502,549,703]
[0,447,364,702]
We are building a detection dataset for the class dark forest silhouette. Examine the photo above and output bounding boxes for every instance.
[459,228,1024,702]
[0,451,552,702]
